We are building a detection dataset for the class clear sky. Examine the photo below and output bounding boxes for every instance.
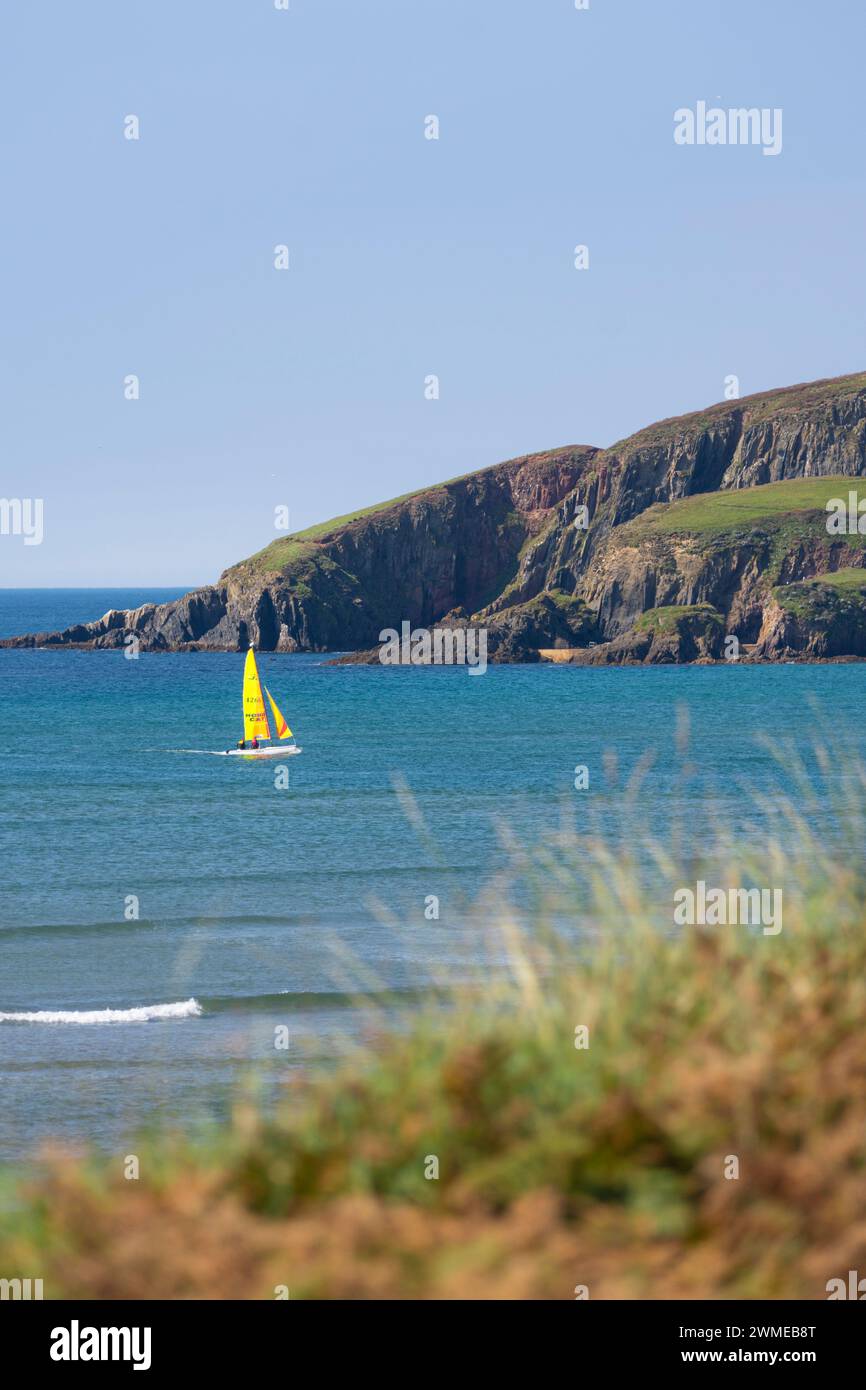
[2,0,864,585]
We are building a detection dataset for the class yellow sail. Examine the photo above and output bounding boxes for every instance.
[243,648,271,742]
[265,687,293,739]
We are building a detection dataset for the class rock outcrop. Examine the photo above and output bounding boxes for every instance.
[5,371,866,663]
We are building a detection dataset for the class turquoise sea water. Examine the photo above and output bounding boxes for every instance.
[0,589,863,1160]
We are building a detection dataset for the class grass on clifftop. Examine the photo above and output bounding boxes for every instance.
[233,488,445,576]
[235,537,319,577]
[607,372,866,455]
[634,603,724,634]
[808,566,866,592]
[292,489,436,541]
[627,477,855,538]
[2,748,866,1299]
[773,572,866,621]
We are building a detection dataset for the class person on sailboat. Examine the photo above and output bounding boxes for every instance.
[250,737,259,749]
[236,738,245,750]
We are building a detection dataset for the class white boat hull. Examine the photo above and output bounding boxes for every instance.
[221,745,302,758]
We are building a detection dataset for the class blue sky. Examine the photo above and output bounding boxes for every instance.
[2,0,864,584]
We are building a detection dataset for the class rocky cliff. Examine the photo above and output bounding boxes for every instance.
[6,372,866,663]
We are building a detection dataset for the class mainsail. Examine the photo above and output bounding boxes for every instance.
[242,648,272,742]
[265,687,293,740]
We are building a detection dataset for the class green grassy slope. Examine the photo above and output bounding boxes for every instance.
[626,477,855,538]
[634,603,724,634]
[808,566,866,591]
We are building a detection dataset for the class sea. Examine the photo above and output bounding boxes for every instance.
[0,588,863,1161]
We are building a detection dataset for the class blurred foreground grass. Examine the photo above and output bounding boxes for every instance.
[3,747,866,1299]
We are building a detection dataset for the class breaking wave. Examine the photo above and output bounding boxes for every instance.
[0,998,202,1025]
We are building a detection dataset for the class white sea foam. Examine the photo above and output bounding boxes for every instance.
[0,998,202,1024]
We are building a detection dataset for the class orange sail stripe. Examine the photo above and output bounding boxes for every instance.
[265,687,293,739]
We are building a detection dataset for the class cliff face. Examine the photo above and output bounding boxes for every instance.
[5,372,866,663]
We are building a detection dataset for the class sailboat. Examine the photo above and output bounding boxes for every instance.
[224,648,302,758]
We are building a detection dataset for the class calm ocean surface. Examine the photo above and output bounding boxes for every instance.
[1,589,863,1160]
